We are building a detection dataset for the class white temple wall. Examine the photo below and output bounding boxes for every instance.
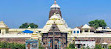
[9,29,42,33]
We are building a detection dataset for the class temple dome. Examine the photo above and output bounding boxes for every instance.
[0,21,9,28]
[50,0,60,8]
[50,4,60,8]
[74,27,80,30]
[82,24,91,29]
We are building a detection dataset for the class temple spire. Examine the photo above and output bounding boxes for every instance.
[49,0,62,19]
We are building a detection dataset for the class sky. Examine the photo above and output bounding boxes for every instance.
[0,0,111,28]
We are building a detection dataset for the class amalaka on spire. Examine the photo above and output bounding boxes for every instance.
[51,0,60,8]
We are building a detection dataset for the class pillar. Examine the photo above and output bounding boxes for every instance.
[48,38,50,49]
[82,29,85,32]
[88,29,90,32]
[1,29,6,35]
[59,38,61,49]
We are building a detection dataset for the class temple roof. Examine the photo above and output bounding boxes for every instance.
[48,23,60,32]
[102,42,108,44]
[0,21,9,28]
[73,27,80,30]
[51,4,60,8]
[42,22,69,33]
[82,24,91,29]
[42,15,69,33]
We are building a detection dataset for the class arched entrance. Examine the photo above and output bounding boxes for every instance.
[55,39,59,49]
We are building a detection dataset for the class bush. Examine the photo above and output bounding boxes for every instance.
[67,44,75,49]
[69,44,75,48]
[94,44,102,49]
[0,42,25,49]
[108,45,111,49]
[38,40,44,49]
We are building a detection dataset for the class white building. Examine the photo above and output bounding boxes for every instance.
[72,27,80,34]
[75,39,95,48]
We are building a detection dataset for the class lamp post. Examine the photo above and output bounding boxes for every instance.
[52,26,55,49]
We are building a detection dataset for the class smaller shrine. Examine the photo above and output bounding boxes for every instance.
[82,24,91,32]
[0,21,9,35]
[26,32,39,49]
[101,42,108,49]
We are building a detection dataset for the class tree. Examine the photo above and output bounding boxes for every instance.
[67,43,76,49]
[39,40,44,49]
[109,45,111,49]
[94,44,102,49]
[86,46,90,49]
[69,44,75,48]
[81,47,85,49]
[89,19,107,29]
[19,23,38,28]
[0,42,25,49]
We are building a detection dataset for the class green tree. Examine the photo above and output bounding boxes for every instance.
[0,42,25,49]
[86,46,90,49]
[29,23,38,28]
[19,23,38,28]
[89,19,107,29]
[94,44,102,49]
[81,47,85,49]
[69,44,75,48]
[109,45,111,49]
[67,44,75,49]
[38,40,45,49]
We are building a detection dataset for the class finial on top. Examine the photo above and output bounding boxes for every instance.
[54,0,56,4]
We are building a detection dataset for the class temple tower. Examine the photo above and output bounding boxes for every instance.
[49,0,62,19]
[0,21,9,35]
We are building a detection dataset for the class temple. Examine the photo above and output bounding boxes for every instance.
[42,13,68,49]
[0,0,111,49]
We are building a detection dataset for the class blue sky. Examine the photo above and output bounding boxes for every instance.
[0,0,111,28]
